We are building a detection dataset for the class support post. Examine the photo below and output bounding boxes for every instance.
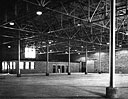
[68,40,71,75]
[17,32,21,77]
[99,45,102,74]
[106,0,118,98]
[0,61,2,73]
[46,42,49,76]
[85,48,88,74]
[0,44,2,73]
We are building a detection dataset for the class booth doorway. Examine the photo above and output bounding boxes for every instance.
[53,65,56,73]
[62,66,65,73]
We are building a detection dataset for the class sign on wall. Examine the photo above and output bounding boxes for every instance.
[25,47,36,58]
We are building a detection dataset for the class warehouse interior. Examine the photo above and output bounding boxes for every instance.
[0,0,128,98]
[1,0,128,74]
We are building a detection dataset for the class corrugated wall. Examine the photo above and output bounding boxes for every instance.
[89,50,128,73]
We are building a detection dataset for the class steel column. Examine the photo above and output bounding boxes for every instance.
[85,48,88,74]
[106,0,118,98]
[68,40,71,75]
[46,42,49,76]
[109,0,116,88]
[17,32,21,77]
[99,45,102,74]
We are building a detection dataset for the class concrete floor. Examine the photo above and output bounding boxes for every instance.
[0,73,128,99]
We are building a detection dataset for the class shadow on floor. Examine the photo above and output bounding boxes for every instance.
[69,86,106,98]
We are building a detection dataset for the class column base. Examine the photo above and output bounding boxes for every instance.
[68,72,71,75]
[17,73,21,77]
[46,73,49,76]
[106,87,119,98]
[98,71,102,74]
[85,72,88,75]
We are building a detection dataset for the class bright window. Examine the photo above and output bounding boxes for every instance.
[10,62,13,69]
[19,62,24,69]
[31,62,35,69]
[2,62,5,70]
[25,47,36,58]
[25,62,29,69]
[13,62,16,69]
[4,62,7,70]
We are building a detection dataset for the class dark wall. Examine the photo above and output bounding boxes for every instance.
[2,61,80,74]
[0,45,2,73]
[2,44,18,61]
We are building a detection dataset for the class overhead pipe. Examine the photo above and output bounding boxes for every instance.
[90,0,102,22]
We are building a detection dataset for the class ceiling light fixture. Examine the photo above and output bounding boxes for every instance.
[49,41,52,44]
[81,46,84,48]
[107,42,109,45]
[42,45,46,47]
[125,31,128,35]
[78,53,80,55]
[65,52,68,54]
[77,23,81,26]
[99,43,102,45]
[75,50,77,51]
[9,22,14,25]
[119,44,122,47]
[92,45,95,49]
[36,11,42,15]
[8,45,11,48]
